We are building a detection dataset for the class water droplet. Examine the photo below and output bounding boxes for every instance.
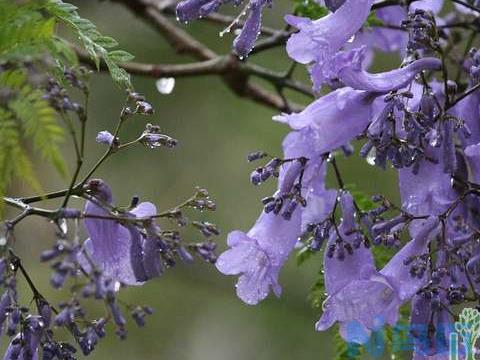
[59,218,68,235]
[155,77,175,95]
[366,147,377,166]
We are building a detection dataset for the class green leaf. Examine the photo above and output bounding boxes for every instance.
[95,36,119,49]
[307,271,326,310]
[1,69,67,177]
[46,0,133,88]
[293,0,329,19]
[108,50,135,63]
[0,110,41,215]
[344,183,376,212]
[365,11,384,27]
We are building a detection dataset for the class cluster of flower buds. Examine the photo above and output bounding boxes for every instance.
[140,123,178,149]
[130,305,154,327]
[43,77,83,113]
[189,241,217,263]
[402,9,439,53]
[404,252,429,279]
[250,157,282,185]
[127,91,154,115]
[250,154,308,219]
[361,92,428,172]
[63,68,89,91]
[192,221,220,238]
[40,239,81,289]
[305,220,334,252]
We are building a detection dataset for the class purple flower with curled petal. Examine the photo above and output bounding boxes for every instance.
[81,179,160,285]
[275,58,441,158]
[337,56,442,92]
[95,131,114,146]
[285,0,374,89]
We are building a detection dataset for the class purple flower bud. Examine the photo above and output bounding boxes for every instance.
[177,246,194,263]
[136,101,154,115]
[95,131,114,145]
[324,0,346,12]
[247,151,267,162]
[233,2,265,58]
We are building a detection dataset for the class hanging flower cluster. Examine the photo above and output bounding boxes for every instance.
[178,0,480,358]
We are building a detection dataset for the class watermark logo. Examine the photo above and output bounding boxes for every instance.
[342,308,480,359]
[450,308,480,360]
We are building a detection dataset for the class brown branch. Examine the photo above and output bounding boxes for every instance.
[104,0,313,112]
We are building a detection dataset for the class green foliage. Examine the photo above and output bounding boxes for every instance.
[293,0,329,19]
[345,183,376,212]
[307,269,327,310]
[365,11,384,27]
[5,70,67,178]
[0,109,41,207]
[0,0,133,212]
[0,70,65,211]
[334,329,364,360]
[46,0,134,88]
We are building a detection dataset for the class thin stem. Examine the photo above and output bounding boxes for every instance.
[448,81,480,110]
[450,0,480,13]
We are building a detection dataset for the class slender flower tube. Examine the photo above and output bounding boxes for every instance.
[337,57,442,92]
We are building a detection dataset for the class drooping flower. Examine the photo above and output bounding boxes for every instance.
[274,87,376,154]
[317,216,439,343]
[4,316,45,360]
[82,179,160,286]
[176,0,271,58]
[232,0,268,58]
[274,60,440,164]
[216,128,332,304]
[285,0,374,89]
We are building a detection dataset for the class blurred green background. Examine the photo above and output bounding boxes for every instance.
[6,1,401,358]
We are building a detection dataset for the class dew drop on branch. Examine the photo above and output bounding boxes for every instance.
[155,78,175,95]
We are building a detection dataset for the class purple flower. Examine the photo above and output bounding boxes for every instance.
[176,0,270,57]
[285,0,374,89]
[4,316,44,360]
[82,179,160,285]
[317,217,439,343]
[399,150,457,219]
[216,128,333,304]
[274,88,375,154]
[232,0,268,58]
[95,131,114,146]
[337,56,441,92]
